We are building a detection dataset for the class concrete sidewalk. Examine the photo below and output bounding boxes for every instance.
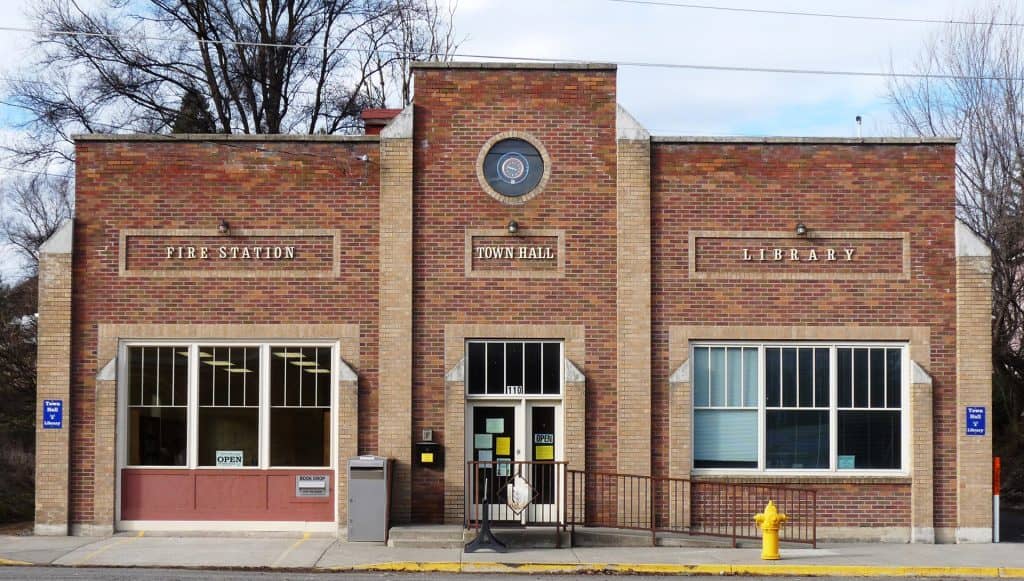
[1,533,1023,576]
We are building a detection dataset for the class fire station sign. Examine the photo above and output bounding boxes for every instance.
[119,228,342,278]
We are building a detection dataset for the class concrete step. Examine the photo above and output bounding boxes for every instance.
[388,538,466,549]
[470,527,569,549]
[387,525,464,548]
[571,526,742,548]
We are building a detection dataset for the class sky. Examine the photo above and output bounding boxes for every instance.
[0,0,999,281]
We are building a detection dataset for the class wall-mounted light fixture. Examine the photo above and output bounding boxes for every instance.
[507,220,519,235]
[795,222,807,237]
[218,219,230,235]
[354,154,369,162]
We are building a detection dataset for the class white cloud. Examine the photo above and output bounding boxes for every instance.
[450,0,984,136]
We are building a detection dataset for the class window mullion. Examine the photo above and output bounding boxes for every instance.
[830,345,838,472]
[260,344,271,469]
[188,344,199,469]
[758,345,766,472]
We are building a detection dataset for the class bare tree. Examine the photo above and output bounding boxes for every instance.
[4,0,459,166]
[888,3,1024,464]
[1,174,74,276]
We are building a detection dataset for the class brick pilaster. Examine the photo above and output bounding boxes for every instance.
[910,362,934,543]
[34,221,73,536]
[616,106,652,479]
[378,106,414,524]
[954,220,993,542]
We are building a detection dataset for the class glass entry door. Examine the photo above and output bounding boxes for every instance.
[468,401,563,524]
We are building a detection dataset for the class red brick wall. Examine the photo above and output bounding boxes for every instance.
[411,67,618,522]
[651,142,956,529]
[70,140,381,525]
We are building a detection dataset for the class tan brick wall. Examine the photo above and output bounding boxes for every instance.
[337,377,359,530]
[378,114,414,524]
[616,137,651,477]
[911,376,934,541]
[35,248,73,535]
[955,254,993,539]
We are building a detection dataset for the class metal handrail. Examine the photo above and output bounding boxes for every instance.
[465,462,817,548]
[465,460,570,547]
[566,469,817,547]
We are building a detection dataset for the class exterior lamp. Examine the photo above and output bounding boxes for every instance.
[795,222,807,237]
[218,219,230,235]
[507,220,519,235]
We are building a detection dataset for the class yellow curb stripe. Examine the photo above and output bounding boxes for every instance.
[271,532,310,568]
[0,558,31,566]
[352,561,462,573]
[334,561,1023,577]
[462,562,599,574]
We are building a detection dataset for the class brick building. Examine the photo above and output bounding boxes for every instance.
[34,62,994,543]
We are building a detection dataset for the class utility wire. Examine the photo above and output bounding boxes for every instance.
[605,0,1024,27]
[0,24,1022,81]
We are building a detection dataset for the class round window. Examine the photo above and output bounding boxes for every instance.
[482,138,545,198]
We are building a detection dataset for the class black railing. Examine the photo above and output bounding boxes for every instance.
[567,470,816,547]
[465,460,568,546]
[466,462,816,548]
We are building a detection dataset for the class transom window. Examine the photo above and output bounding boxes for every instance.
[692,343,906,473]
[124,343,335,469]
[466,340,562,396]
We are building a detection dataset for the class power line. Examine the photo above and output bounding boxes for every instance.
[605,0,1024,27]
[0,25,1020,82]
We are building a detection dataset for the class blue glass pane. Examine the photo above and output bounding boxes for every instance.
[710,348,726,407]
[743,348,758,407]
[694,409,757,468]
[693,347,709,407]
[726,348,742,407]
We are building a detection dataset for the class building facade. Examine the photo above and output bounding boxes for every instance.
[34,63,994,543]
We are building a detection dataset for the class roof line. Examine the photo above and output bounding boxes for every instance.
[412,61,617,70]
[651,136,958,144]
[73,134,379,143]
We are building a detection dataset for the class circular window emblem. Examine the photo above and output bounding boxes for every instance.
[481,137,546,199]
[497,152,529,184]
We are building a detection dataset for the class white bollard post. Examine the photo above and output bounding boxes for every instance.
[994,457,1000,543]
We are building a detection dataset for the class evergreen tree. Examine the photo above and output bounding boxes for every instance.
[171,89,216,134]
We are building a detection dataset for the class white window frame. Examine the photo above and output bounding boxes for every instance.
[691,342,909,477]
[117,340,340,472]
[464,339,565,401]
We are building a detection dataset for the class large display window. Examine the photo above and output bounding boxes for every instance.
[123,342,336,469]
[692,343,907,474]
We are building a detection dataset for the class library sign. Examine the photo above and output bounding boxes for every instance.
[690,231,910,281]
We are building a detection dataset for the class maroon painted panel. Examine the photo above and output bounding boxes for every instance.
[121,468,333,521]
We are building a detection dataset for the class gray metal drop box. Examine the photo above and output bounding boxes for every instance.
[347,456,393,542]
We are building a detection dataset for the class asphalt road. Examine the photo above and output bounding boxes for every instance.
[1001,506,1024,542]
[0,571,1004,580]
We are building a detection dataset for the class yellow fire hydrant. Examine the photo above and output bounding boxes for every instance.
[753,500,787,560]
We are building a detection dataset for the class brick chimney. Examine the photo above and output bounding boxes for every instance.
[361,109,402,136]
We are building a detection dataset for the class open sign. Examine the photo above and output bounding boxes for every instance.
[215,451,243,467]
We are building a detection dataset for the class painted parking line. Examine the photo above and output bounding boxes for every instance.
[70,531,144,566]
[272,532,311,568]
